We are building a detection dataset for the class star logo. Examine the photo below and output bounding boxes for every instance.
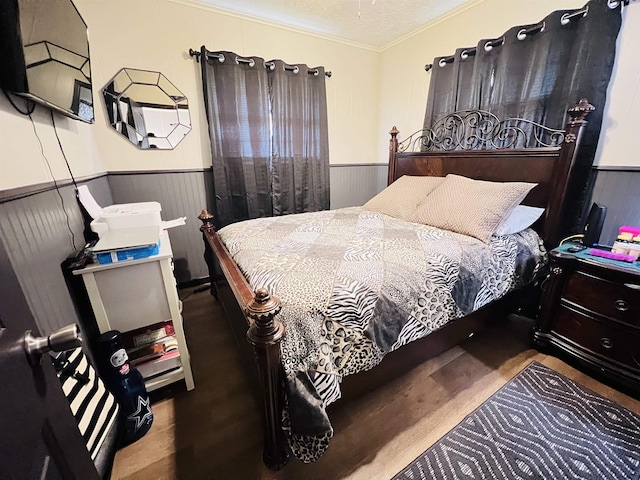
[127,396,153,432]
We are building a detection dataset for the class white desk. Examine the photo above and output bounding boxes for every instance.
[73,230,195,391]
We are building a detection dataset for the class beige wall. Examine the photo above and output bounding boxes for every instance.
[0,96,104,190]
[77,0,380,172]
[376,0,586,164]
[0,0,101,191]
[377,0,640,167]
[595,3,640,168]
[1,0,380,190]
[2,0,637,191]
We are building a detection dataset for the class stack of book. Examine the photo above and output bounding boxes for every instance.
[121,321,175,350]
[122,322,182,380]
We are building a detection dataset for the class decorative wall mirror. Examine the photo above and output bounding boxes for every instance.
[102,68,191,149]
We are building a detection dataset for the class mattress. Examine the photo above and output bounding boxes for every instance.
[218,206,546,461]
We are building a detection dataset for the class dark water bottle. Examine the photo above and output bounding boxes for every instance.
[97,330,153,445]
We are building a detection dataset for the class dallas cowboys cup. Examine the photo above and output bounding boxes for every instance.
[97,330,153,445]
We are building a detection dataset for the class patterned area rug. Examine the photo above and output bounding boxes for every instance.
[393,362,640,480]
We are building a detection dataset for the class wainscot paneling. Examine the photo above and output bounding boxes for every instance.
[330,163,388,209]
[108,165,388,283]
[590,168,640,245]
[107,171,213,284]
[0,176,113,335]
[1,164,384,336]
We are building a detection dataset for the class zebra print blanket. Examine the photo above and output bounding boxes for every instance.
[218,207,546,462]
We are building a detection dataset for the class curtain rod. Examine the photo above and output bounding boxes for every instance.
[188,48,332,77]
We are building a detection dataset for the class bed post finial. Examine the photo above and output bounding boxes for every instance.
[198,209,215,233]
[388,126,400,185]
[198,209,218,297]
[567,98,595,124]
[247,289,284,340]
[246,289,289,470]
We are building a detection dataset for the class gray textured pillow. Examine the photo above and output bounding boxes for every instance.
[409,174,536,243]
[363,175,444,220]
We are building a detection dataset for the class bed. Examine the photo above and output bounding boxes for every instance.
[197,99,593,469]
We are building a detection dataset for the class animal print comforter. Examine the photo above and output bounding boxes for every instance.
[217,207,546,462]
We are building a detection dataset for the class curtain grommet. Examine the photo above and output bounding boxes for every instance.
[561,6,588,25]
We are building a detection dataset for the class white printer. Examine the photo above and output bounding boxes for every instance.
[77,186,186,263]
[89,202,162,262]
[90,202,162,240]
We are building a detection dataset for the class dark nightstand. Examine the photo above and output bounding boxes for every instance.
[533,243,640,392]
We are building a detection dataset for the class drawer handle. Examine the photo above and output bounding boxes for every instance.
[601,337,614,349]
[624,283,640,291]
[615,299,629,312]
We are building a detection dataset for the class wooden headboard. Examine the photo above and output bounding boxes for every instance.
[196,99,595,470]
[387,99,594,247]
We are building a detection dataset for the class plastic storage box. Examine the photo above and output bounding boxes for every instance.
[95,241,160,265]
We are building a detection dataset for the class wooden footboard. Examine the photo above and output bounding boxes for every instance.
[197,99,591,469]
[198,209,528,470]
[198,212,290,469]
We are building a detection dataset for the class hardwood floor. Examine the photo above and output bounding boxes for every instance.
[112,287,640,480]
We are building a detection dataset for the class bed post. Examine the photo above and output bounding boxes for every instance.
[388,126,400,185]
[246,288,289,470]
[543,98,594,247]
[198,209,218,298]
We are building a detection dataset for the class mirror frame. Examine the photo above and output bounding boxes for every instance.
[102,68,192,150]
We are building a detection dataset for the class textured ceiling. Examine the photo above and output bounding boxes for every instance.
[192,0,477,49]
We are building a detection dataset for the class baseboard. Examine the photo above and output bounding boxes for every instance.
[177,276,210,290]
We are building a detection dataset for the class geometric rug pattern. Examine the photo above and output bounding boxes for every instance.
[393,362,640,480]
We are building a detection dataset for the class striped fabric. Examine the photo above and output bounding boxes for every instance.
[219,206,546,461]
[56,348,119,461]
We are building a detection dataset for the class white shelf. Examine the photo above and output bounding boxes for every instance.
[145,367,185,392]
[73,230,195,391]
[73,230,174,275]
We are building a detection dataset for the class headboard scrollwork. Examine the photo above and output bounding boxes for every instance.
[388,99,593,247]
[398,110,567,153]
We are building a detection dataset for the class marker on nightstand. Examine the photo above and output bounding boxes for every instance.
[588,248,637,263]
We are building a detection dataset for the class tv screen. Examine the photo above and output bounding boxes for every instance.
[0,0,94,123]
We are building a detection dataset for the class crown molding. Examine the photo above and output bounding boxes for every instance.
[380,0,486,51]
[167,0,380,52]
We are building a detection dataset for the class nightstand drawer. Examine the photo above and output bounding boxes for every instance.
[562,271,640,327]
[553,306,640,371]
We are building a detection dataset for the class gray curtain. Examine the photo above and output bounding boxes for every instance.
[200,49,330,226]
[269,61,330,215]
[423,0,622,231]
[200,50,272,228]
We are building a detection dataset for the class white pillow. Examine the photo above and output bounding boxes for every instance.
[494,205,544,236]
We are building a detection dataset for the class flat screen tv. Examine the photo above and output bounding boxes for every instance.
[0,0,94,123]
